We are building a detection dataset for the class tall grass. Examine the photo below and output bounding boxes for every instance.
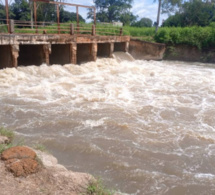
[123,25,215,49]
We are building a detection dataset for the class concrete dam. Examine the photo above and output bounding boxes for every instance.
[0,34,130,69]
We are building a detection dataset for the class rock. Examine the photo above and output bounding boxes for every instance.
[1,146,36,161]
[6,159,39,177]
[0,136,10,144]
[1,146,39,177]
[0,146,94,194]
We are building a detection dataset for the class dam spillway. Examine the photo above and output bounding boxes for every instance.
[0,34,130,68]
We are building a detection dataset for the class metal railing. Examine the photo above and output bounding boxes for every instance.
[1,19,126,36]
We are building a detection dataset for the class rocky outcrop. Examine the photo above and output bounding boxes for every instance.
[0,136,10,144]
[129,39,166,60]
[0,146,93,195]
[1,146,39,177]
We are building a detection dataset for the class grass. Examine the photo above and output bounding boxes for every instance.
[86,179,114,195]
[0,127,14,141]
[33,144,47,152]
[0,143,14,154]
[0,24,8,33]
[0,127,25,154]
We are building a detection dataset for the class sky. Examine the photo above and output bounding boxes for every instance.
[64,0,168,24]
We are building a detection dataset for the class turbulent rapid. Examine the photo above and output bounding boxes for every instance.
[1,58,215,195]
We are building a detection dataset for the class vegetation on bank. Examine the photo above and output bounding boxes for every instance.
[0,127,15,154]
[0,127,14,140]
[123,24,215,50]
[87,179,114,195]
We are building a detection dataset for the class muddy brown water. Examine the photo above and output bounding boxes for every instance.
[1,58,215,194]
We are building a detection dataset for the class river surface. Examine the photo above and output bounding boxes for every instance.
[1,59,215,195]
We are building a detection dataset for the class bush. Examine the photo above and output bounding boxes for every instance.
[154,26,215,49]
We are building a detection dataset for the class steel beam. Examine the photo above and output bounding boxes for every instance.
[33,0,94,9]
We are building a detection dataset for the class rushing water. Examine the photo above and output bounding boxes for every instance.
[1,58,215,195]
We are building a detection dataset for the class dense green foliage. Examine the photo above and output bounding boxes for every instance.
[122,25,215,49]
[163,0,215,27]
[60,10,85,23]
[10,0,31,21]
[0,4,5,19]
[124,26,155,36]
[154,25,215,49]
[132,17,153,27]
[0,0,85,23]
[87,0,136,25]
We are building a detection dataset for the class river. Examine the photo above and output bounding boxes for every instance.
[1,58,215,195]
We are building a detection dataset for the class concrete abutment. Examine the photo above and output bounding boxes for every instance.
[0,45,19,69]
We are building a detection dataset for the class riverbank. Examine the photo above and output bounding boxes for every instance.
[0,128,116,195]
[0,146,93,195]
[129,39,215,63]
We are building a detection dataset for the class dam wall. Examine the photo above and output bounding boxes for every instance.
[0,34,130,69]
[164,44,215,63]
[129,39,166,61]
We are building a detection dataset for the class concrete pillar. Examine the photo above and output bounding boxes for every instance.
[70,43,77,64]
[110,43,114,58]
[91,43,97,61]
[43,44,51,65]
[125,42,129,52]
[10,44,19,68]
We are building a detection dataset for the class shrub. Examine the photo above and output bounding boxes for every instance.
[154,26,215,49]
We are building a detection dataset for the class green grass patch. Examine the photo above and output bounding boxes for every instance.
[33,144,47,152]
[0,24,8,33]
[0,143,14,154]
[86,179,114,195]
[0,127,14,141]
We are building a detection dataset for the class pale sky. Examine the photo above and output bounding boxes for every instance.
[65,0,168,24]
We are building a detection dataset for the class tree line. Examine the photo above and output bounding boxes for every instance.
[0,0,215,28]
[0,0,85,23]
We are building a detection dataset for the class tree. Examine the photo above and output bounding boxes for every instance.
[155,0,183,32]
[119,12,136,25]
[10,0,31,21]
[0,4,5,19]
[132,17,153,27]
[162,0,215,27]
[60,10,85,23]
[88,0,134,24]
[36,3,56,22]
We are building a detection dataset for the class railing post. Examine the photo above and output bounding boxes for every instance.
[34,1,38,33]
[9,19,14,34]
[120,28,123,36]
[5,0,9,33]
[70,23,74,35]
[76,6,79,34]
[92,24,95,36]
[57,4,60,34]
